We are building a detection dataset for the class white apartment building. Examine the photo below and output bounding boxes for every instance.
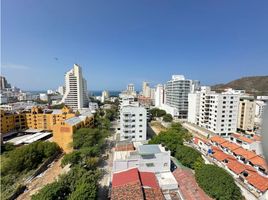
[120,105,147,141]
[57,86,65,95]
[165,75,193,119]
[113,144,171,173]
[255,97,267,125]
[237,96,255,132]
[101,90,110,103]
[142,81,151,98]
[39,93,48,101]
[154,84,165,108]
[61,64,89,110]
[188,87,241,136]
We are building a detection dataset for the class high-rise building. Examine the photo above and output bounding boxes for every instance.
[61,64,89,110]
[142,81,151,98]
[101,90,110,103]
[155,84,165,108]
[120,104,147,141]
[165,75,192,119]
[57,86,65,95]
[188,87,241,136]
[0,76,11,90]
[127,84,135,93]
[237,96,255,132]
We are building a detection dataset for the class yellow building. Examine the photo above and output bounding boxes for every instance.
[52,113,94,153]
[1,106,94,153]
[0,106,75,135]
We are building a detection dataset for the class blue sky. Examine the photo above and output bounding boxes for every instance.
[2,0,268,91]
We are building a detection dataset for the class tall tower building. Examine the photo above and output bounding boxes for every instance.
[61,64,89,110]
[155,84,165,108]
[165,75,192,119]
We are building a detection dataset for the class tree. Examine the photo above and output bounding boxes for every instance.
[31,181,70,200]
[195,164,242,200]
[61,151,81,167]
[149,108,166,118]
[163,114,173,122]
[175,145,203,169]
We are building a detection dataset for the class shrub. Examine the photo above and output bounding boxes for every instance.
[195,164,242,200]
[175,145,203,169]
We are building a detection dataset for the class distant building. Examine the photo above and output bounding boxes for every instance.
[57,86,65,95]
[39,93,48,101]
[155,84,165,108]
[165,75,194,119]
[237,96,255,132]
[255,97,267,126]
[47,89,55,95]
[120,104,147,141]
[142,81,151,98]
[88,102,99,111]
[61,64,89,110]
[188,87,241,136]
[101,90,110,103]
[0,76,11,90]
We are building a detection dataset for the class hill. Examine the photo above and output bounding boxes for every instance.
[211,76,268,96]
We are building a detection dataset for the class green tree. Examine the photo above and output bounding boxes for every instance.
[32,181,70,200]
[149,108,166,118]
[195,164,242,200]
[175,145,203,169]
[163,114,173,122]
[61,151,81,167]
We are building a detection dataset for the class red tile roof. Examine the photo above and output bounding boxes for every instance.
[233,148,257,160]
[173,168,212,200]
[250,156,268,171]
[226,158,247,174]
[115,144,135,151]
[112,168,164,200]
[212,151,232,161]
[246,171,268,192]
[210,136,227,144]
[252,135,261,141]
[220,141,240,151]
[112,168,140,187]
[140,171,159,189]
[231,133,254,144]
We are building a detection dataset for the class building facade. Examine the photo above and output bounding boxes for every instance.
[237,97,255,132]
[61,64,89,110]
[188,87,241,136]
[165,75,192,119]
[120,105,147,141]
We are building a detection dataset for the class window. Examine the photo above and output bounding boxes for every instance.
[223,101,226,104]
[132,114,135,117]
[164,163,168,167]
[230,101,233,104]
[139,114,143,116]
[229,115,232,117]
[222,115,225,118]
[146,163,155,167]
[139,125,142,127]
[139,130,142,132]
[132,136,135,138]
[221,120,225,122]
[124,136,128,139]
[139,119,142,122]
[139,135,143,138]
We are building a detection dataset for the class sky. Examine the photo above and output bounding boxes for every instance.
[1,0,268,91]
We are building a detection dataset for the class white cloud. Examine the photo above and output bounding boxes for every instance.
[2,63,31,70]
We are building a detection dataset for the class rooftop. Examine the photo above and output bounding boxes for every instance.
[111,168,164,200]
[220,141,241,151]
[246,171,268,192]
[210,136,227,144]
[233,148,257,160]
[231,133,254,144]
[138,144,163,155]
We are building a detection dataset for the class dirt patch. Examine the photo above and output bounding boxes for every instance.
[17,155,69,200]
[150,121,167,135]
